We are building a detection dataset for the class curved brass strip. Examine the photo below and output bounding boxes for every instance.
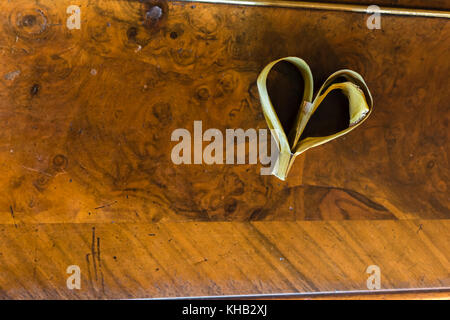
[257,57,373,181]
[179,0,450,19]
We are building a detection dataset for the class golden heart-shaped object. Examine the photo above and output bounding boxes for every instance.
[257,57,373,180]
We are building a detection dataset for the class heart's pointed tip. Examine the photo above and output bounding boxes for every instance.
[273,173,287,181]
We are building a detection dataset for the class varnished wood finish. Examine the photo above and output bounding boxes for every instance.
[0,220,448,299]
[0,0,448,298]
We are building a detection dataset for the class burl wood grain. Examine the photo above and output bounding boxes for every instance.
[0,0,448,298]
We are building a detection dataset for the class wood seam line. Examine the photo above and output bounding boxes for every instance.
[177,0,450,19]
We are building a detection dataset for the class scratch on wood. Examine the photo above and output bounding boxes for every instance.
[21,166,53,177]
[9,205,17,228]
[91,227,97,281]
[86,227,105,295]
[94,201,118,210]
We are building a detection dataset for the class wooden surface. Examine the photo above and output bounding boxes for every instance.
[0,0,448,299]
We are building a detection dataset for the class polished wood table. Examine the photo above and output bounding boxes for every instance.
[0,0,448,299]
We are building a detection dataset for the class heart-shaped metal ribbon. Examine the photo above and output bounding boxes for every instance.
[257,57,373,180]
